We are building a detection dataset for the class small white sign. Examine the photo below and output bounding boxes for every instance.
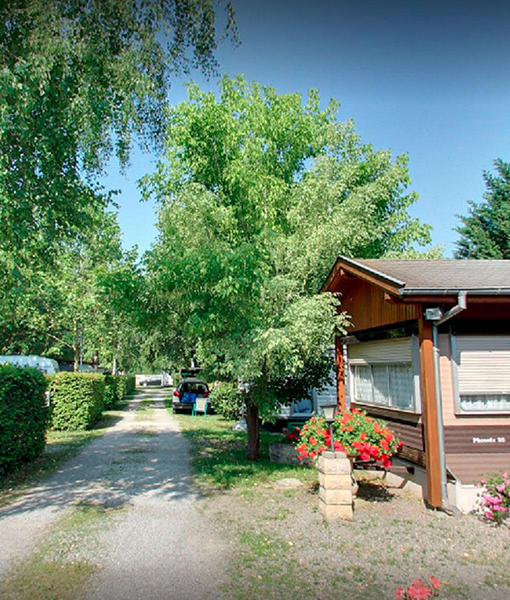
[472,436,506,444]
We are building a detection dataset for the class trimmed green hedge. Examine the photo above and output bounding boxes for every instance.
[0,365,48,475]
[49,373,105,431]
[104,375,136,409]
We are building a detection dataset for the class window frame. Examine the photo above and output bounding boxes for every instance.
[347,335,421,414]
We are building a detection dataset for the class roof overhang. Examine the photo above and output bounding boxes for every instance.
[321,256,510,301]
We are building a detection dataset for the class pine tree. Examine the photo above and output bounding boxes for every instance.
[455,159,510,259]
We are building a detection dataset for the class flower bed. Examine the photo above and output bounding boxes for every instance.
[295,409,402,467]
[477,472,510,524]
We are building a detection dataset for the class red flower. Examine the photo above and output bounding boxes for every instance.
[395,588,405,599]
[311,417,317,423]
[407,583,432,600]
[381,439,390,451]
[309,437,317,446]
[347,425,354,432]
[360,432,368,441]
[429,577,441,590]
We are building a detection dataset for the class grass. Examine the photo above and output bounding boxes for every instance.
[0,399,129,510]
[0,501,125,600]
[135,398,154,421]
[166,402,316,491]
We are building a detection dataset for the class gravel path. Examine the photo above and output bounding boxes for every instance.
[0,390,230,600]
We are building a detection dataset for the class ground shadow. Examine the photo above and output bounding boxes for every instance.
[356,480,395,503]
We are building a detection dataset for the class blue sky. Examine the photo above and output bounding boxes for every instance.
[102,0,510,257]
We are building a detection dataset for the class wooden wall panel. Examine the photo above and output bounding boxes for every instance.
[333,279,421,333]
[446,453,510,485]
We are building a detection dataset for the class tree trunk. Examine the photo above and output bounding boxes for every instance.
[246,402,260,461]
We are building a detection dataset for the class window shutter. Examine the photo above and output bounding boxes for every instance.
[348,337,412,364]
[456,336,510,394]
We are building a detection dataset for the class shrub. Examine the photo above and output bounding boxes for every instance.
[477,472,510,524]
[210,382,244,420]
[104,375,117,409]
[0,365,48,475]
[49,372,105,431]
[296,409,402,467]
[104,374,136,409]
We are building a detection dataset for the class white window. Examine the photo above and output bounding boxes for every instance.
[454,335,510,413]
[348,337,419,412]
[352,362,415,410]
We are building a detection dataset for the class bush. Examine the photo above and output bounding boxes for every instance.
[0,365,48,475]
[477,472,510,524]
[104,374,136,409]
[210,382,244,420]
[49,372,105,431]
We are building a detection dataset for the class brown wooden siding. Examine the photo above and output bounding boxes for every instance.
[444,426,510,454]
[446,453,510,484]
[332,279,421,333]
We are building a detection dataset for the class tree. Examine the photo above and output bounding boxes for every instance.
[0,0,235,258]
[143,76,433,459]
[455,159,510,259]
[0,0,236,364]
[0,208,141,372]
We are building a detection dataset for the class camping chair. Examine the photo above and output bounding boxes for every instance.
[192,397,208,417]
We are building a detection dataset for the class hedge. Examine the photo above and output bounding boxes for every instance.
[49,372,105,431]
[104,374,136,409]
[0,365,48,476]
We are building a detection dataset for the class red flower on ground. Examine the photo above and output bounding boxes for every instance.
[407,582,433,600]
[429,577,441,590]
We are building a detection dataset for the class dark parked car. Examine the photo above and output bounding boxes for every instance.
[172,377,209,413]
[140,375,162,387]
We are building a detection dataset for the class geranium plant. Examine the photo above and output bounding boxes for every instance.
[395,577,441,599]
[295,409,402,467]
[477,472,510,524]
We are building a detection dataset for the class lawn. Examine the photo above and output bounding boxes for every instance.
[171,407,510,600]
[169,407,317,491]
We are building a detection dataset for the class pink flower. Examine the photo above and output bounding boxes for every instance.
[485,509,494,520]
[395,588,405,599]
[497,483,506,493]
[429,576,441,590]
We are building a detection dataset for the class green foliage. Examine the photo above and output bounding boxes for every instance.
[49,372,105,431]
[104,375,135,408]
[0,0,236,257]
[456,159,510,259]
[210,382,245,420]
[143,76,433,437]
[0,365,48,475]
[0,0,236,371]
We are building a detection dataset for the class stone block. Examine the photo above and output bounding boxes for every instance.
[317,454,351,475]
[318,499,353,520]
[319,487,352,505]
[318,472,352,489]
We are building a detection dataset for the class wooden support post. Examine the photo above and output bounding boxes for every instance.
[418,317,443,508]
[335,336,346,411]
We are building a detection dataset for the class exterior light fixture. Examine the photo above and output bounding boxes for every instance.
[321,402,338,452]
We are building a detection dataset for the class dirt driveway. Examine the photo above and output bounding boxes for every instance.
[0,390,230,600]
